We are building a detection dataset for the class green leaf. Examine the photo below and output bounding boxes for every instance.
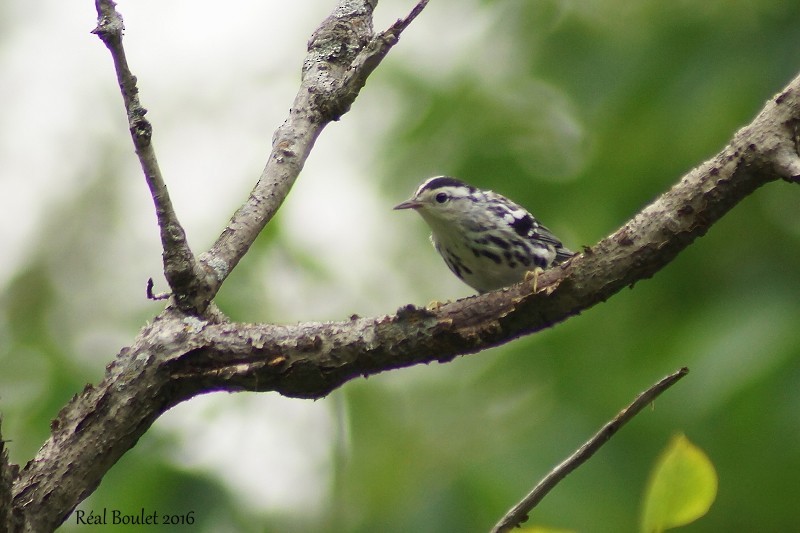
[640,434,718,533]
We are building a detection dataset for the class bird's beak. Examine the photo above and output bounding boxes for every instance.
[393,199,422,210]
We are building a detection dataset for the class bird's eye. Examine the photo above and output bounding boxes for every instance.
[435,192,448,204]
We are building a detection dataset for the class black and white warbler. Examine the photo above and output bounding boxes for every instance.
[394,176,574,294]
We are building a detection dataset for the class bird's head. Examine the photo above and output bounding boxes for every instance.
[394,176,480,231]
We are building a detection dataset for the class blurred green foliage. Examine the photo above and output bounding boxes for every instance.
[2,0,800,532]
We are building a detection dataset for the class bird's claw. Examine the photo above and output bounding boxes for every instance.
[524,267,544,293]
[426,299,446,311]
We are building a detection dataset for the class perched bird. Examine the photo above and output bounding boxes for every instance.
[394,176,574,294]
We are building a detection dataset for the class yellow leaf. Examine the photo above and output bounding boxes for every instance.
[640,434,718,533]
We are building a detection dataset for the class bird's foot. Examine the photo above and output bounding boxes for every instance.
[524,267,545,293]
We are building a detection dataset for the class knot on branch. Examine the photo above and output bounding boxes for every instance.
[91,0,125,48]
[304,6,375,122]
[130,108,152,148]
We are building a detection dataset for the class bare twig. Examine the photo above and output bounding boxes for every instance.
[201,0,430,298]
[491,368,690,533]
[340,0,429,101]
[145,278,170,301]
[92,0,207,311]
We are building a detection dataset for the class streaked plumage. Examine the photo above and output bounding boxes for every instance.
[395,176,574,293]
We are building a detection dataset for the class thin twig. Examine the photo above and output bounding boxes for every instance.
[340,0,430,113]
[398,0,430,30]
[92,0,206,310]
[145,278,170,301]
[491,367,690,533]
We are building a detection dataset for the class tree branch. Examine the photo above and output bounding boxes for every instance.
[490,368,689,533]
[9,2,432,528]
[92,0,428,311]
[8,1,800,530]
[164,75,800,400]
[200,0,429,301]
[92,0,207,312]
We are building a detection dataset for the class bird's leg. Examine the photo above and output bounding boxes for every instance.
[426,299,446,311]
[524,267,545,293]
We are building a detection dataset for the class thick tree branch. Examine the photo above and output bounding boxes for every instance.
[164,75,800,400]
[491,368,689,533]
[8,2,800,530]
[92,0,207,312]
[200,0,429,301]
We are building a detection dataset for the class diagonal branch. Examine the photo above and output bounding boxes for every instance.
[200,0,430,302]
[490,368,689,533]
[163,73,800,401]
[92,0,208,312]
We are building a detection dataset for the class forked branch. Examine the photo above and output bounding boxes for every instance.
[92,0,430,313]
[200,0,431,301]
[92,0,208,311]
